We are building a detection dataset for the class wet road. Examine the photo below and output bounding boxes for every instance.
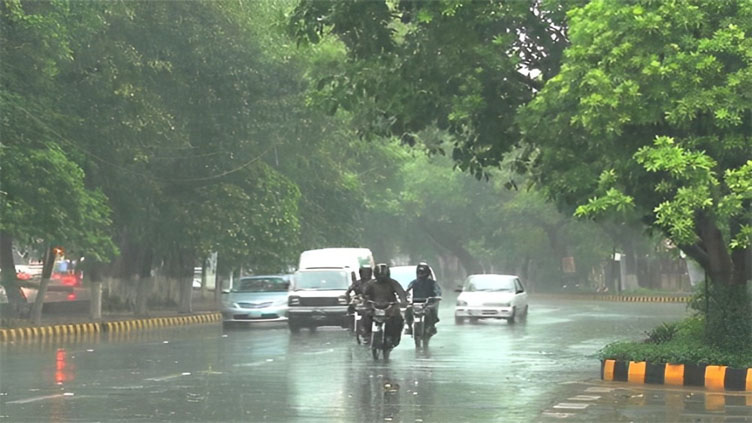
[0,298,690,422]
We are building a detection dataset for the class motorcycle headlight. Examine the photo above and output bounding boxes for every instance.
[288,296,300,306]
[456,300,467,307]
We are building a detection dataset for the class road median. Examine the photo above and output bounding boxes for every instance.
[602,359,752,393]
[533,293,690,303]
[0,312,221,342]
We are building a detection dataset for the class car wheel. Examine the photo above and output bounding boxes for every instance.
[507,307,516,325]
[520,305,529,321]
[469,317,480,323]
[288,318,301,333]
[455,316,464,325]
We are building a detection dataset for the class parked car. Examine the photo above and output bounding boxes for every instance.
[454,274,528,324]
[221,275,290,323]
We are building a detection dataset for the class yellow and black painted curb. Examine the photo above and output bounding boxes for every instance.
[602,359,752,392]
[0,312,221,342]
[535,294,690,303]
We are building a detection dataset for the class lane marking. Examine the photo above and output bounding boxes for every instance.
[553,402,590,410]
[302,348,335,355]
[145,374,186,382]
[542,411,575,419]
[234,360,274,368]
[585,387,614,393]
[568,395,601,401]
[7,394,66,404]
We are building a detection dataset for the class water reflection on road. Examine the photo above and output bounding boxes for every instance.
[0,299,689,422]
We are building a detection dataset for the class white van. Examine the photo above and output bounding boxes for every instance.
[288,248,374,331]
[297,248,374,271]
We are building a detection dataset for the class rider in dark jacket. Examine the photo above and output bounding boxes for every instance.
[346,267,373,303]
[363,263,407,345]
[405,262,441,335]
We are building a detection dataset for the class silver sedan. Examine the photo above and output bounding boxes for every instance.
[221,275,290,323]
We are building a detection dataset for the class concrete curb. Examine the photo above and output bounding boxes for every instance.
[0,312,221,342]
[535,294,690,303]
[602,359,752,392]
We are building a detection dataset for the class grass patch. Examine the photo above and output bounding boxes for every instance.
[598,316,752,368]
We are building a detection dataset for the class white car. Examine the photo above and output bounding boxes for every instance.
[454,274,528,324]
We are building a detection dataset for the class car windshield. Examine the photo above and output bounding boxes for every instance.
[232,277,288,293]
[465,276,515,292]
[294,270,349,290]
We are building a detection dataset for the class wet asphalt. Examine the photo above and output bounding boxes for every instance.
[0,298,698,422]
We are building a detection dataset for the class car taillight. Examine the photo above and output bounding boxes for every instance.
[61,275,77,286]
[67,293,77,301]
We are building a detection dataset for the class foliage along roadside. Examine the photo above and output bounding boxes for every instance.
[290,0,752,350]
[598,316,752,369]
[599,284,752,368]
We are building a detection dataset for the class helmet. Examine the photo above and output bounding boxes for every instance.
[358,266,373,280]
[416,262,430,279]
[374,263,390,281]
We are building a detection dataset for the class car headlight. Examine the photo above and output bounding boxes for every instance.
[274,298,288,306]
[288,296,300,306]
[456,300,467,306]
[500,302,511,307]
[337,295,348,305]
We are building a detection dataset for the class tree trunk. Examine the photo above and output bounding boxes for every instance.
[135,277,150,316]
[0,231,26,318]
[542,222,570,288]
[175,251,194,314]
[685,215,752,351]
[88,261,104,320]
[134,247,154,316]
[31,246,55,325]
[90,281,103,320]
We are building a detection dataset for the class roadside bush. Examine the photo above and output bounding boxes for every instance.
[599,315,752,368]
[643,322,678,344]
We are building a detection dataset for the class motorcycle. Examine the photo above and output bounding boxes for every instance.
[367,300,399,360]
[349,295,367,344]
[410,297,441,349]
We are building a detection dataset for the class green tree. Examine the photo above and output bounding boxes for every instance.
[521,0,752,349]
[0,0,116,319]
[288,0,584,177]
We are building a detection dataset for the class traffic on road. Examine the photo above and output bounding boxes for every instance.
[1,298,697,422]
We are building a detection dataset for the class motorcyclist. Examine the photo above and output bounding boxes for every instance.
[404,262,442,335]
[345,267,373,304]
[362,263,407,346]
[346,266,373,312]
